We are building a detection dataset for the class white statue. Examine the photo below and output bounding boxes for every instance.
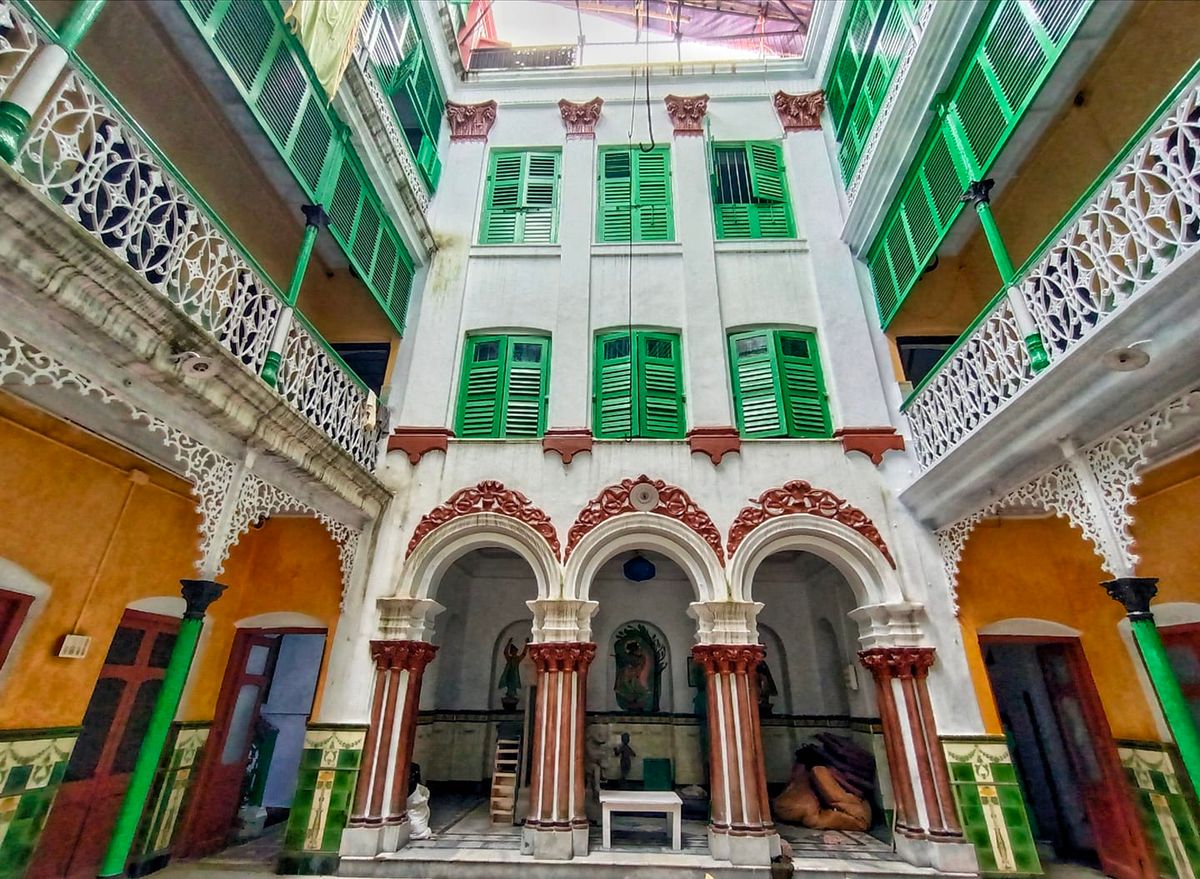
[407,763,432,840]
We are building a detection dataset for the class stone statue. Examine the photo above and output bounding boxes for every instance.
[407,762,432,839]
[586,727,608,795]
[756,660,779,715]
[613,731,636,785]
[498,637,529,711]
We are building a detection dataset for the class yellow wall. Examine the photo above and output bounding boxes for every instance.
[889,0,1200,344]
[956,449,1200,741]
[0,393,343,730]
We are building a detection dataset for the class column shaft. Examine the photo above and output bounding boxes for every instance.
[349,664,389,822]
[860,651,920,836]
[914,672,962,835]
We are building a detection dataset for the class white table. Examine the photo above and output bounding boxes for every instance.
[599,790,683,850]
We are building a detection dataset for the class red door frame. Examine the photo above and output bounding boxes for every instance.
[28,609,181,879]
[0,587,34,671]
[176,626,326,857]
[979,634,1153,879]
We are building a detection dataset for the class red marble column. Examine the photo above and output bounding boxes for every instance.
[525,642,596,859]
[386,641,438,827]
[859,649,922,837]
[349,644,393,827]
[692,644,775,866]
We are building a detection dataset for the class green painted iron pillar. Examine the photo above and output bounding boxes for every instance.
[0,0,106,163]
[1104,577,1200,795]
[960,179,1050,372]
[260,203,329,388]
[96,578,225,879]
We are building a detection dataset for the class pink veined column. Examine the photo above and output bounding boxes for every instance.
[859,648,923,838]
[386,641,438,828]
[524,642,595,860]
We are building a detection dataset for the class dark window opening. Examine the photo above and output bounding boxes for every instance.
[896,336,959,386]
[333,342,392,397]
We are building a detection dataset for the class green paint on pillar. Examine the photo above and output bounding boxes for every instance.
[58,0,107,51]
[260,350,283,388]
[0,102,32,164]
[97,579,225,878]
[259,204,327,387]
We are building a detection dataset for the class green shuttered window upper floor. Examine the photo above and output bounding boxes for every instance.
[597,146,675,242]
[455,335,550,438]
[729,330,831,438]
[479,149,562,245]
[866,0,1093,327]
[711,141,794,240]
[594,331,685,439]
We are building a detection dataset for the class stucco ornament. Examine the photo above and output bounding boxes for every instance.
[726,480,896,567]
[405,480,560,559]
[773,89,825,131]
[664,94,709,136]
[558,97,603,138]
[445,99,498,141]
[564,475,725,565]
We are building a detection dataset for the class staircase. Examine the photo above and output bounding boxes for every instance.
[489,736,521,824]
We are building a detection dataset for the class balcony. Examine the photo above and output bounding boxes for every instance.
[899,62,1200,524]
[468,44,577,72]
[0,0,385,471]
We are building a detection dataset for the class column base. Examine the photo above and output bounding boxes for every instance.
[708,826,729,861]
[338,820,409,858]
[522,825,580,860]
[895,833,979,873]
[381,816,412,853]
[726,831,776,866]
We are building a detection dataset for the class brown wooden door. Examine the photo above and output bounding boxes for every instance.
[178,631,279,856]
[1036,641,1154,879]
[28,611,178,879]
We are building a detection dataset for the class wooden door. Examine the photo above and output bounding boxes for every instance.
[178,631,279,856]
[1160,624,1200,731]
[28,611,178,879]
[1036,642,1154,879]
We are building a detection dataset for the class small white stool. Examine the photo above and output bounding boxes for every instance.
[598,790,683,851]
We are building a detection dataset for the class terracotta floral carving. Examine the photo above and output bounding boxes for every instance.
[445,100,498,141]
[370,639,438,672]
[405,480,560,559]
[773,90,825,131]
[558,97,603,138]
[528,641,597,671]
[858,646,935,679]
[691,643,765,673]
[664,94,709,135]
[726,480,895,567]
[564,475,725,565]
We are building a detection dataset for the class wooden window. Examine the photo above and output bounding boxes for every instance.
[728,329,831,438]
[479,149,562,245]
[0,588,32,671]
[455,334,551,438]
[593,330,685,439]
[711,141,794,240]
[596,146,674,242]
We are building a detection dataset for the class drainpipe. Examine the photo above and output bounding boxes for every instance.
[0,0,106,163]
[960,178,1050,372]
[1104,577,1200,796]
[260,202,329,388]
[96,578,225,878]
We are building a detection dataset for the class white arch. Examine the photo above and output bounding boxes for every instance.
[0,558,50,601]
[977,618,1082,638]
[236,611,327,629]
[396,513,561,601]
[729,514,905,608]
[128,596,186,617]
[564,512,726,603]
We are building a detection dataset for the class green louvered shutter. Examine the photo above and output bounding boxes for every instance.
[503,337,549,437]
[597,149,633,242]
[480,151,523,244]
[777,332,831,437]
[729,331,785,437]
[456,336,505,436]
[634,147,673,241]
[520,151,561,243]
[746,142,792,238]
[638,332,685,439]
[594,332,635,438]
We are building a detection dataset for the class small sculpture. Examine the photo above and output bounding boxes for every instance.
[773,745,870,831]
[499,637,529,711]
[407,762,432,839]
[613,624,667,713]
[756,660,779,716]
[613,731,636,785]
[586,727,608,794]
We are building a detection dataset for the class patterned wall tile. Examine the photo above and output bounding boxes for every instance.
[278,724,365,876]
[943,737,1042,877]
[0,728,78,879]
[127,722,210,877]
[1119,742,1200,879]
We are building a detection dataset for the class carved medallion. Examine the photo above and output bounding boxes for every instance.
[405,480,560,559]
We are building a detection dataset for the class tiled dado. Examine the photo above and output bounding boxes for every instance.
[128,722,210,877]
[942,738,1041,876]
[1119,741,1200,878]
[0,727,78,879]
[279,724,366,876]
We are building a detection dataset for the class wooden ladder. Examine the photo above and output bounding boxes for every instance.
[489,736,521,824]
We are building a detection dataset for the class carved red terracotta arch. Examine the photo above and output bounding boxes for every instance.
[405,481,560,560]
[564,475,725,566]
[726,480,895,568]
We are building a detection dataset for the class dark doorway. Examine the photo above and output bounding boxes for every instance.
[982,636,1154,879]
[28,610,179,879]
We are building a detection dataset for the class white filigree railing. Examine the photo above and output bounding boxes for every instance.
[2,0,381,470]
[904,67,1200,471]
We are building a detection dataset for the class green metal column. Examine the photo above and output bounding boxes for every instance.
[260,203,328,387]
[96,579,225,879]
[960,179,1050,372]
[1104,577,1200,796]
[0,0,106,162]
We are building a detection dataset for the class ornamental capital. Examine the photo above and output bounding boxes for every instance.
[1102,577,1159,620]
[528,641,597,672]
[773,89,825,132]
[858,646,936,679]
[960,178,995,208]
[180,579,227,619]
[664,94,709,136]
[558,97,603,138]
[691,643,765,674]
[446,100,498,142]
[370,639,438,673]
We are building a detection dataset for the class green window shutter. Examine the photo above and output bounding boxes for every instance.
[777,332,831,437]
[597,149,633,242]
[456,336,505,437]
[637,331,685,439]
[713,142,793,240]
[520,151,561,243]
[746,141,793,238]
[594,332,635,438]
[480,150,561,244]
[503,337,550,437]
[480,151,524,244]
[729,331,785,438]
[634,147,674,241]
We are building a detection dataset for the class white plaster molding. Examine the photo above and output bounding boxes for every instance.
[376,597,445,642]
[233,611,325,629]
[848,602,926,650]
[0,558,50,601]
[688,600,764,646]
[976,618,1081,638]
[527,598,599,643]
